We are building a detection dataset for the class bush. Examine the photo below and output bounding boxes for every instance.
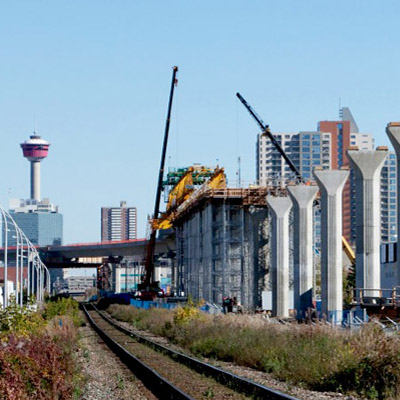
[43,297,82,327]
[0,297,84,399]
[0,333,78,399]
[0,302,44,337]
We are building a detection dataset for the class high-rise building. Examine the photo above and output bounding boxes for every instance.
[7,198,63,246]
[256,131,331,185]
[5,131,63,247]
[256,107,389,243]
[101,201,137,242]
[381,152,397,243]
[318,109,374,242]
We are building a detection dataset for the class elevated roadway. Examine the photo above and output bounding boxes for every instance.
[0,236,176,268]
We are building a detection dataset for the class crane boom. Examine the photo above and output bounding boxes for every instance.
[236,92,304,184]
[142,66,178,289]
[236,92,355,266]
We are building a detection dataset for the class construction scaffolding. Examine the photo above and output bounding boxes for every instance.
[174,187,282,309]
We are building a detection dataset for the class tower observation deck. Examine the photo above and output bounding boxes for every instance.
[20,133,50,201]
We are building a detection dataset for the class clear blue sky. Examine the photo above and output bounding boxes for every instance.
[0,1,399,244]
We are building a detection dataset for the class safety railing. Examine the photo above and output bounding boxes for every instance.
[353,287,400,307]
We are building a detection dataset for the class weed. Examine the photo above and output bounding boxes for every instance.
[83,348,90,360]
[202,386,214,398]
[116,374,125,390]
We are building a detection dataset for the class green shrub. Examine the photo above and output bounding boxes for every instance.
[0,301,44,337]
[43,297,82,327]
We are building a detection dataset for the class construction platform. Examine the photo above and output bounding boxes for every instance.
[173,187,285,309]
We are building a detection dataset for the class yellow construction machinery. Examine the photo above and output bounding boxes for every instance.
[153,166,226,230]
[342,235,355,264]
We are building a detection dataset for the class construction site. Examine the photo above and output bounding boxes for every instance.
[153,164,278,309]
[120,67,400,325]
[175,184,273,308]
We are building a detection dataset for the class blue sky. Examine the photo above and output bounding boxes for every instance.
[1,1,400,243]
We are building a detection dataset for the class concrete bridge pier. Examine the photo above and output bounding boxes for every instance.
[287,183,319,319]
[347,148,388,298]
[314,168,349,324]
[266,195,292,318]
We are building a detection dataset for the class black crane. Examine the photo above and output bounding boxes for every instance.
[236,93,356,263]
[139,66,178,297]
[236,92,305,184]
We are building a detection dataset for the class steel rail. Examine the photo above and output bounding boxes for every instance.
[91,303,298,400]
[82,303,195,400]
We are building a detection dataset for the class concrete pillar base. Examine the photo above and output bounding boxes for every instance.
[266,195,292,318]
[314,168,349,324]
[288,184,318,319]
[348,148,387,298]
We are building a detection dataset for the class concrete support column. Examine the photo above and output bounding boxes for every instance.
[31,161,41,201]
[314,168,349,324]
[347,148,388,297]
[266,195,292,318]
[287,183,319,318]
[386,123,400,278]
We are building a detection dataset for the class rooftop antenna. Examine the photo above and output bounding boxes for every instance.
[33,114,37,136]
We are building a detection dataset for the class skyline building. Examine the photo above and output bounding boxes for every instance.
[255,107,399,244]
[101,201,137,242]
[317,110,374,242]
[7,198,63,246]
[256,131,332,185]
[380,152,397,243]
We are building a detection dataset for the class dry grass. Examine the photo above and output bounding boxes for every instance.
[108,304,400,399]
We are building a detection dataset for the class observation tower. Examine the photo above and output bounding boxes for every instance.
[20,133,50,201]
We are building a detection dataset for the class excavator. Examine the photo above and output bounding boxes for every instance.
[236,92,355,265]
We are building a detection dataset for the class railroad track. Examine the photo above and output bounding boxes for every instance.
[82,303,298,400]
